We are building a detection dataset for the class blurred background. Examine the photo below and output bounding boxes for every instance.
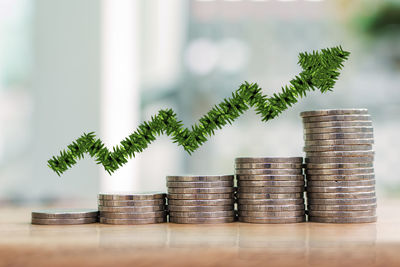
[0,0,399,207]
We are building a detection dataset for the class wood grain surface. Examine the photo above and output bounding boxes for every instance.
[0,200,399,267]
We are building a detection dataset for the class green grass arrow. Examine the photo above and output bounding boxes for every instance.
[48,46,350,176]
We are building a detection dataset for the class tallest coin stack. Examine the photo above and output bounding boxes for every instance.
[301,109,377,223]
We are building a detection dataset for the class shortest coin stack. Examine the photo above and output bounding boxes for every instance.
[31,209,99,225]
[167,175,236,224]
[98,192,167,225]
[236,157,306,224]
[301,109,377,223]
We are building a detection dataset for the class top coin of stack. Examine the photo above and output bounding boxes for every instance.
[301,109,377,223]
[167,175,236,224]
[31,209,99,225]
[98,192,167,224]
[235,157,306,224]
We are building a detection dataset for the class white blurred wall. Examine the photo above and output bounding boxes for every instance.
[30,0,101,202]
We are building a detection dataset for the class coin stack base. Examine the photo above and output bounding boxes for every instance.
[31,209,99,225]
[167,175,235,224]
[301,109,377,224]
[235,157,306,224]
[98,192,167,225]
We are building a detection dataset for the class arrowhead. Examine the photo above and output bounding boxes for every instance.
[298,46,350,92]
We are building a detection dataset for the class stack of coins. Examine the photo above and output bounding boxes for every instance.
[301,109,377,223]
[235,157,306,224]
[167,175,236,224]
[31,209,98,225]
[98,192,167,225]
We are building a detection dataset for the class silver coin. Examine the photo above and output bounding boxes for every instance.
[169,210,235,218]
[166,181,233,188]
[235,163,303,169]
[238,187,304,193]
[238,198,304,205]
[167,193,234,200]
[239,210,305,217]
[307,192,375,199]
[307,197,377,205]
[306,186,375,193]
[98,205,165,213]
[238,204,304,212]
[238,180,305,187]
[98,192,166,201]
[99,211,167,219]
[306,168,374,175]
[237,175,304,181]
[167,199,235,206]
[304,121,373,129]
[300,109,369,118]
[306,167,374,175]
[305,133,374,140]
[307,180,375,187]
[238,216,305,224]
[236,169,302,175]
[303,145,373,152]
[306,151,375,157]
[98,199,165,207]
[237,193,303,199]
[305,162,373,169]
[31,217,97,225]
[307,203,377,211]
[166,175,234,182]
[169,216,235,224]
[302,115,371,123]
[235,157,303,163]
[168,205,234,212]
[305,156,374,164]
[308,216,377,223]
[304,127,373,134]
[308,209,376,217]
[306,173,375,181]
[168,187,234,194]
[31,209,98,219]
[305,139,374,146]
[100,217,166,225]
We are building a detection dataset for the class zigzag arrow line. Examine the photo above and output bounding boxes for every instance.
[48,46,350,176]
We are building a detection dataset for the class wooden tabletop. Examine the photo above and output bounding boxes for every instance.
[0,200,399,267]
